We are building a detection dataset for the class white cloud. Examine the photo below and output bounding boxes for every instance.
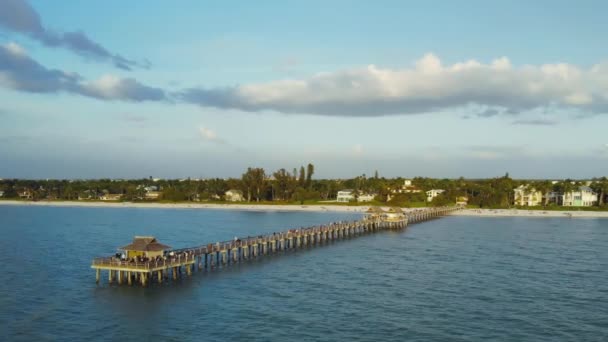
[5,42,25,56]
[199,126,218,141]
[180,53,608,116]
[352,144,364,156]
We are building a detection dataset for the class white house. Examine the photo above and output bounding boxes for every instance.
[100,193,122,201]
[357,193,375,202]
[426,189,445,202]
[513,185,543,206]
[561,186,598,207]
[144,191,161,200]
[0,190,4,197]
[225,189,244,202]
[337,190,355,202]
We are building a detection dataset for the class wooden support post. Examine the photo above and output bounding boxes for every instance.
[158,270,163,283]
[172,267,177,280]
[95,269,100,284]
[128,271,132,286]
[117,270,123,285]
[108,270,113,284]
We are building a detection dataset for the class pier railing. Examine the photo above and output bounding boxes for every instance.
[91,206,460,286]
[92,254,196,270]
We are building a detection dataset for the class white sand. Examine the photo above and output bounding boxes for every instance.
[0,200,369,213]
[452,208,608,218]
[1,200,607,218]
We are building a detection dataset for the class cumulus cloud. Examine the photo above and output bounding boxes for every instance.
[199,126,218,141]
[0,0,146,70]
[179,53,608,117]
[0,42,165,101]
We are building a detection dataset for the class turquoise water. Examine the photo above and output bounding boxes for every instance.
[1,206,607,341]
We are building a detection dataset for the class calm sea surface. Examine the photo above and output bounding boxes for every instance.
[0,206,607,341]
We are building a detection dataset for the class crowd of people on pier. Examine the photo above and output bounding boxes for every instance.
[111,250,195,265]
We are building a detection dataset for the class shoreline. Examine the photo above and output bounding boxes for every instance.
[1,200,608,217]
[0,200,369,213]
[452,208,608,218]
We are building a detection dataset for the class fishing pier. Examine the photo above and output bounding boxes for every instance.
[91,206,459,286]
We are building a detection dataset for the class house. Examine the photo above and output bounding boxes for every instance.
[99,193,122,201]
[18,189,33,199]
[357,193,375,202]
[144,191,161,200]
[426,189,445,202]
[78,190,96,200]
[337,189,355,202]
[513,185,543,206]
[402,180,422,193]
[0,190,4,197]
[560,186,598,207]
[225,189,244,202]
[119,236,171,259]
[456,196,468,205]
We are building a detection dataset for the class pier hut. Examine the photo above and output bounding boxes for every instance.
[385,207,405,221]
[366,206,386,219]
[120,236,171,259]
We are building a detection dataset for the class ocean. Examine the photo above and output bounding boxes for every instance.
[1,205,607,341]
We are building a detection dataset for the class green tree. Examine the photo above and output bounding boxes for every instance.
[306,163,314,189]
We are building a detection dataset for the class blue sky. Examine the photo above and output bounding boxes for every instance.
[1,0,608,179]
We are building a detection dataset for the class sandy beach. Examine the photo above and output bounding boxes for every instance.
[1,200,607,217]
[452,208,608,218]
[0,200,371,213]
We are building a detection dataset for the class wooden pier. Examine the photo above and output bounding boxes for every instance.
[91,206,459,286]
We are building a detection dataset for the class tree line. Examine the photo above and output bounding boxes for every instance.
[1,168,607,208]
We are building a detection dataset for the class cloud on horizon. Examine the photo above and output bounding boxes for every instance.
[0,0,146,70]
[179,53,608,117]
[0,42,165,101]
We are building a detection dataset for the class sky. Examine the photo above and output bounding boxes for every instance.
[1,0,608,179]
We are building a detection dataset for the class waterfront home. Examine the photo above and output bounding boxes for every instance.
[99,193,123,201]
[426,189,445,202]
[18,189,33,199]
[144,191,161,200]
[456,196,468,205]
[357,193,376,202]
[513,185,543,206]
[225,189,244,202]
[337,189,355,202]
[78,190,96,200]
[389,179,422,194]
[560,186,598,207]
[120,236,171,259]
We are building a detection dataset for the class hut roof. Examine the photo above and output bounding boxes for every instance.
[366,206,385,213]
[120,236,171,252]
[387,207,404,213]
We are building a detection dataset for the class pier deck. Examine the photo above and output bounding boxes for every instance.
[92,206,459,286]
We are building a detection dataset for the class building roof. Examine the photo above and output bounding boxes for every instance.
[120,236,171,252]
